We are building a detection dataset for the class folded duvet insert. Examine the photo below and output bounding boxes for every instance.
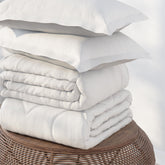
[0,90,132,149]
[0,54,129,111]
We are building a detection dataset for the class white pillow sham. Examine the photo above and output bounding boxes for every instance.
[0,0,147,36]
[0,27,148,72]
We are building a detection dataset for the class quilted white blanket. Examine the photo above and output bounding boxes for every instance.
[0,54,129,111]
[0,90,132,149]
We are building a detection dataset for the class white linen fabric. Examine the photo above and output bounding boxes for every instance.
[0,0,147,36]
[0,53,129,111]
[0,75,3,104]
[0,50,3,104]
[0,27,148,72]
[0,90,132,149]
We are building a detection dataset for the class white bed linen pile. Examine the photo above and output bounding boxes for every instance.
[0,91,132,149]
[0,52,132,149]
[0,54,129,111]
[0,0,147,149]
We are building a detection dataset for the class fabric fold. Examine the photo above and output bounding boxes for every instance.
[0,53,129,111]
[0,90,132,149]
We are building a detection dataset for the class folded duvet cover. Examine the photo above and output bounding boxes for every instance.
[0,54,129,111]
[0,90,132,149]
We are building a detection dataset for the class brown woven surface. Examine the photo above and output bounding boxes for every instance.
[0,121,155,165]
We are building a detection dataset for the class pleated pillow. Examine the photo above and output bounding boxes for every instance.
[0,0,146,36]
[0,27,148,72]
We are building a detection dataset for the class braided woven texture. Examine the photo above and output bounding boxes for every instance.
[0,121,155,165]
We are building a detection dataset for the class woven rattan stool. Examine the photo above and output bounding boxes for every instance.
[0,121,155,165]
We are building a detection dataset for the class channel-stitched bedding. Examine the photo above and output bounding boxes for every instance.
[0,90,132,149]
[0,53,129,111]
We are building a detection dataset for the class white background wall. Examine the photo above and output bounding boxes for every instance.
[119,0,165,164]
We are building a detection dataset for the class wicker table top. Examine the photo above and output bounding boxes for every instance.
[0,121,156,165]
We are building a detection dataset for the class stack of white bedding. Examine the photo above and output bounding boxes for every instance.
[0,52,132,149]
[0,0,147,149]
